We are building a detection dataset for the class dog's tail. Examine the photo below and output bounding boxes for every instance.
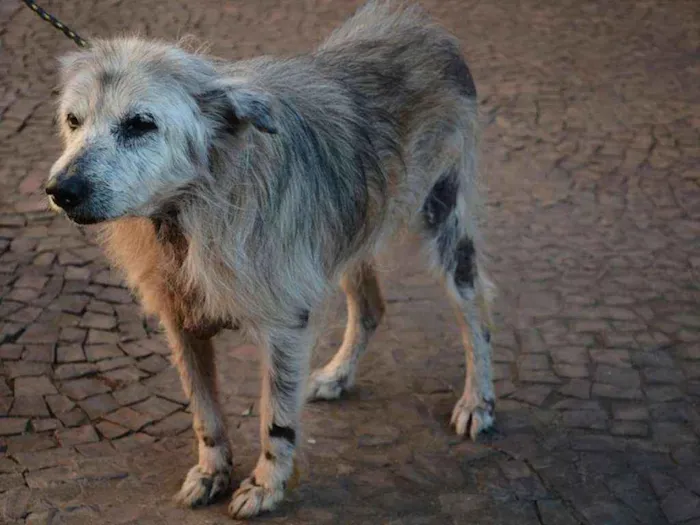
[320,1,436,50]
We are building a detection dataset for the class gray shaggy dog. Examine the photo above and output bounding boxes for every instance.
[47,0,495,518]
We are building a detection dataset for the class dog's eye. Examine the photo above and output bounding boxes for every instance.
[122,114,158,137]
[66,113,81,130]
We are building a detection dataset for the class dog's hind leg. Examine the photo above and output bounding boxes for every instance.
[230,325,315,518]
[166,321,233,507]
[422,166,496,440]
[307,262,385,401]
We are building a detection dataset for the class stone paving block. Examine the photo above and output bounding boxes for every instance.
[0,486,32,521]
[495,379,516,397]
[97,286,133,304]
[56,407,89,428]
[16,323,60,345]
[78,393,119,419]
[510,475,549,500]
[45,394,75,415]
[653,422,697,445]
[0,344,23,360]
[96,421,130,440]
[0,381,10,398]
[577,499,640,525]
[592,383,643,400]
[0,473,24,493]
[143,412,192,437]
[4,361,52,379]
[58,327,86,344]
[53,363,98,381]
[112,432,156,452]
[56,424,99,447]
[59,377,111,400]
[5,433,56,454]
[12,447,78,471]
[53,294,90,315]
[31,419,61,433]
[510,385,552,406]
[132,396,182,421]
[79,312,117,331]
[562,410,608,430]
[120,341,155,358]
[101,366,149,385]
[644,367,684,384]
[0,418,28,436]
[143,368,188,404]
[136,354,170,374]
[112,382,150,406]
[65,266,91,281]
[0,397,11,416]
[135,338,171,356]
[613,404,649,421]
[55,344,85,363]
[645,385,684,403]
[96,356,134,372]
[594,365,640,388]
[536,499,579,525]
[105,407,154,431]
[519,369,562,384]
[84,344,123,361]
[662,488,700,523]
[21,345,53,363]
[611,421,649,437]
[86,299,114,315]
[517,354,549,370]
[25,465,74,489]
[590,348,631,367]
[499,459,531,480]
[118,321,149,342]
[14,376,57,396]
[9,396,49,418]
[632,349,675,368]
[85,329,120,345]
[553,363,589,379]
[75,440,116,457]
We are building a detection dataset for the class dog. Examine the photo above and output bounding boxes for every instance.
[46,0,495,518]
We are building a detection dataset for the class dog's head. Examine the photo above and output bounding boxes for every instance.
[48,38,278,224]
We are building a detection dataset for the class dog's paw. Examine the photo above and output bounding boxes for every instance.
[174,464,232,507]
[451,394,495,440]
[228,476,284,519]
[307,366,350,401]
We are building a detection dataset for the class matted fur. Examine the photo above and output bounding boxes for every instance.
[48,1,495,518]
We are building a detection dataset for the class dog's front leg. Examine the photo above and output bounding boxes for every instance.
[229,325,313,519]
[162,317,233,507]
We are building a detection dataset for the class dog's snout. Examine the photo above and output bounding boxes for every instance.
[45,172,90,210]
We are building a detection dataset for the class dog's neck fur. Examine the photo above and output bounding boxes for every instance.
[151,205,184,248]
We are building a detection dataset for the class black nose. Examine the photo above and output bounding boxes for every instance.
[45,174,90,210]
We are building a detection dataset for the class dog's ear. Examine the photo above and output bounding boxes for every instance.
[198,81,278,135]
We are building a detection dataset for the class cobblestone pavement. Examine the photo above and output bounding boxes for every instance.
[1,0,699,523]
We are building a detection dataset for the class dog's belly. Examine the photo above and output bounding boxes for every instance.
[182,316,239,339]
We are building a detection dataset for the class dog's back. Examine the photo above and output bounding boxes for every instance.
[314,0,481,244]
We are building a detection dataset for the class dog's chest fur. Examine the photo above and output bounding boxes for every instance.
[101,217,233,338]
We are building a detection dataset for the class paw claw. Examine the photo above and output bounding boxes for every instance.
[174,465,232,507]
[451,395,495,440]
[229,476,284,519]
